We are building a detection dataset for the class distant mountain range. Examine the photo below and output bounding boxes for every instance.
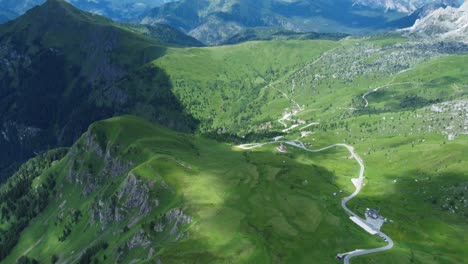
[0,0,175,21]
[0,9,17,23]
[1,0,461,44]
[140,0,461,44]
[352,0,460,13]
[404,0,468,40]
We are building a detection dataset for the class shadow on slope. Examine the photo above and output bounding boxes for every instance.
[0,0,199,181]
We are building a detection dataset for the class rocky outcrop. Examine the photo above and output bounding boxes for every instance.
[67,132,132,197]
[90,197,123,228]
[90,171,160,228]
[404,2,468,41]
[127,229,152,249]
[118,173,155,216]
[153,208,192,242]
[353,0,459,13]
[122,207,193,252]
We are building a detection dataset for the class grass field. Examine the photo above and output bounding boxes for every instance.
[2,33,467,263]
[3,116,386,263]
[153,40,340,134]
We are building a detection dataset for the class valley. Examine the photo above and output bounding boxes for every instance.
[2,33,466,262]
[0,0,467,263]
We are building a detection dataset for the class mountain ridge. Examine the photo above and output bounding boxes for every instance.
[404,1,468,40]
[353,0,460,13]
[0,0,176,22]
[140,0,418,44]
[0,0,198,181]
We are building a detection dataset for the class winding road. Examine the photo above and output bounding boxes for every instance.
[239,50,402,262]
[237,140,393,263]
[362,82,419,108]
[361,66,420,109]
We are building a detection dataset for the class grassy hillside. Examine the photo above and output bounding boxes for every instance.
[153,39,339,135]
[1,116,383,263]
[1,5,467,262]
[243,48,468,263]
[0,148,68,259]
[144,35,467,263]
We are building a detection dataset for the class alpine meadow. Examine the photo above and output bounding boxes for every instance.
[0,0,467,264]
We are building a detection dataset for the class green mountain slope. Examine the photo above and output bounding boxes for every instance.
[152,39,339,135]
[0,116,382,263]
[0,0,198,181]
[126,23,204,47]
[128,35,467,263]
[0,2,467,262]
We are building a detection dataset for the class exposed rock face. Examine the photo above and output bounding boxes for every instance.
[188,16,244,45]
[89,171,160,228]
[166,208,192,239]
[353,0,459,13]
[142,0,443,45]
[90,197,123,228]
[66,131,193,245]
[67,132,132,197]
[405,1,468,41]
[127,229,152,249]
[118,173,154,216]
[153,208,192,241]
[102,148,131,180]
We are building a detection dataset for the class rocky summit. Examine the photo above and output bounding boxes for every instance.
[405,1,468,41]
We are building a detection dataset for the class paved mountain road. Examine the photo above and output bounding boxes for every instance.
[237,140,394,263]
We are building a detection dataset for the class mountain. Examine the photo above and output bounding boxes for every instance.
[404,1,468,40]
[222,27,348,45]
[0,115,379,263]
[1,0,468,263]
[126,23,204,47]
[65,0,177,21]
[352,0,460,13]
[0,0,176,23]
[2,45,468,262]
[0,9,17,23]
[0,0,199,181]
[140,0,418,44]
[0,0,44,20]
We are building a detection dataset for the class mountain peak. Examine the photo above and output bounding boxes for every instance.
[404,1,468,41]
[353,0,460,13]
[45,0,66,4]
[39,0,75,13]
[461,1,468,11]
[7,0,113,30]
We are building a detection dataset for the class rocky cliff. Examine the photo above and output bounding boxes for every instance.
[404,1,468,41]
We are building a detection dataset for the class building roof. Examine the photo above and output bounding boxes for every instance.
[366,209,382,219]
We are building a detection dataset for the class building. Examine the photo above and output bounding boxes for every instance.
[365,208,387,230]
[365,208,381,219]
[277,145,287,153]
